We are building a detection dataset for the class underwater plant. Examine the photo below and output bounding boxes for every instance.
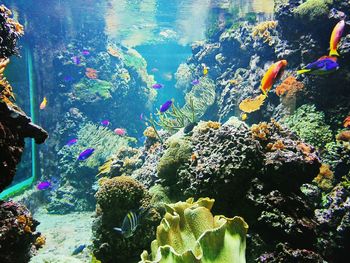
[73,79,114,102]
[140,197,248,263]
[283,104,333,149]
[149,78,216,134]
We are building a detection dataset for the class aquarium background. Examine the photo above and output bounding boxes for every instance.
[0,0,349,262]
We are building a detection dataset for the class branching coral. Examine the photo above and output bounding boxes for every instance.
[149,99,196,134]
[283,104,333,148]
[175,63,194,91]
[251,122,270,141]
[183,78,216,119]
[140,198,248,263]
[252,20,278,46]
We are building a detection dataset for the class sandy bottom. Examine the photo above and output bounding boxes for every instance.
[30,210,94,263]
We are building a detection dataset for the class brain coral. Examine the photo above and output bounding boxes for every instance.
[92,176,161,263]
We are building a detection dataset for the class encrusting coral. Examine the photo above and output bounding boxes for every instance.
[313,163,334,191]
[92,176,161,263]
[140,198,248,263]
[283,104,333,149]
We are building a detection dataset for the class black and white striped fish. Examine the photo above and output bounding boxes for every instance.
[113,210,142,238]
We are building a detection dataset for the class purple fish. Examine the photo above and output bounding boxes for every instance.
[191,79,200,85]
[140,113,144,120]
[37,181,51,190]
[71,56,81,65]
[152,83,164,89]
[101,120,110,127]
[82,49,90,56]
[64,76,74,82]
[66,138,78,146]
[160,100,173,113]
[78,148,95,160]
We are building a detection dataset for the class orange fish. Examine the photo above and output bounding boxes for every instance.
[39,97,47,110]
[85,68,98,79]
[343,116,350,128]
[329,20,345,57]
[260,60,287,95]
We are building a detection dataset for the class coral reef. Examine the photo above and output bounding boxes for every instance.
[92,176,161,263]
[283,104,333,149]
[0,5,24,58]
[140,198,248,263]
[138,117,323,261]
[0,200,43,263]
[252,21,278,46]
[47,123,128,213]
[314,183,350,261]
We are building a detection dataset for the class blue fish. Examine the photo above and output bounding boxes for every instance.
[78,148,94,161]
[81,49,90,56]
[191,79,200,85]
[160,100,173,113]
[71,56,81,65]
[297,56,339,75]
[66,138,78,146]
[72,244,86,255]
[152,83,164,89]
[64,76,74,82]
[100,120,110,127]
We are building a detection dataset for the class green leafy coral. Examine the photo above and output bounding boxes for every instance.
[73,78,114,102]
[140,197,248,263]
[283,104,333,148]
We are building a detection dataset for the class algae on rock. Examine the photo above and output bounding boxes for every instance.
[283,104,333,148]
[140,197,248,263]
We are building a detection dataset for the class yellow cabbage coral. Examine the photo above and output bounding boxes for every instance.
[239,94,267,113]
[140,198,248,263]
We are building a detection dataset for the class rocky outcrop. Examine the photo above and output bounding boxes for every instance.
[0,200,45,263]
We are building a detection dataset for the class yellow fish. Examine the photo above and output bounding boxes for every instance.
[203,65,208,76]
[39,97,47,110]
[241,113,248,121]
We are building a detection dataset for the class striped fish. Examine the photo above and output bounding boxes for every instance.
[113,210,140,238]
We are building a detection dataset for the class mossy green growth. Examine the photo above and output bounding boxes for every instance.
[157,136,192,184]
[140,198,248,263]
[283,104,333,148]
[293,0,333,21]
[73,79,114,102]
